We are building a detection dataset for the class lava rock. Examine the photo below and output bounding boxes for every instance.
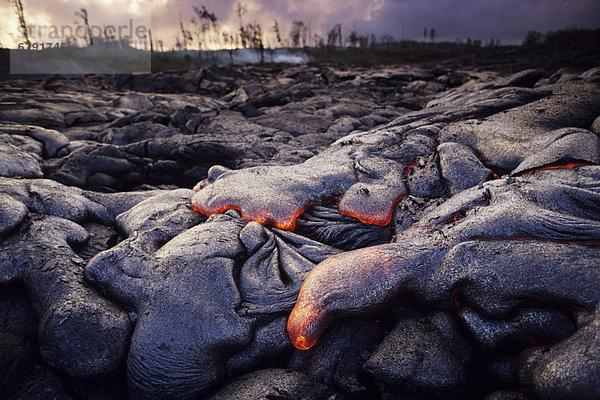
[207,369,334,400]
[405,155,445,198]
[500,69,546,88]
[85,210,252,400]
[511,127,600,175]
[591,115,600,134]
[438,81,600,172]
[438,142,492,194]
[0,142,43,178]
[0,109,65,129]
[518,308,600,400]
[0,123,69,157]
[365,311,473,393]
[0,216,131,379]
[459,305,576,351]
[289,319,386,396]
[0,194,28,237]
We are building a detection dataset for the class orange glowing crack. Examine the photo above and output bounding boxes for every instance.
[433,113,477,125]
[452,114,476,123]
[439,212,463,224]
[360,258,394,280]
[515,162,594,176]
[403,159,419,179]
[192,201,315,231]
[194,194,400,230]
[473,236,600,246]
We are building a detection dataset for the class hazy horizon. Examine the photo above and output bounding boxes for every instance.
[1,0,599,50]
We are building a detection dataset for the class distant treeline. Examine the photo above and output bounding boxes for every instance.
[523,28,600,49]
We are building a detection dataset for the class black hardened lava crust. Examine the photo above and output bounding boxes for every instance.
[1,55,600,400]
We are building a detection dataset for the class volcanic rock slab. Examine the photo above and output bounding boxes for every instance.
[0,62,599,400]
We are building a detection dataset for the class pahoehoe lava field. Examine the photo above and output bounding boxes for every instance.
[1,51,600,400]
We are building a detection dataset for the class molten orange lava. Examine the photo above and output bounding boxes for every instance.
[287,298,326,350]
[191,202,315,231]
[339,195,405,226]
[292,335,312,351]
[444,213,463,223]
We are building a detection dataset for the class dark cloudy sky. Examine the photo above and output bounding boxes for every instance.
[1,0,599,48]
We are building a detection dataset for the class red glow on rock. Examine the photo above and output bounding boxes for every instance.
[473,237,600,246]
[566,304,588,312]
[287,297,325,350]
[452,114,475,122]
[322,195,340,206]
[448,213,461,223]
[520,386,531,393]
[192,202,315,231]
[288,247,397,350]
[515,162,594,176]
[433,113,478,125]
[403,159,419,179]
[339,195,405,226]
[365,258,394,277]
[567,240,600,246]
[450,287,461,309]
[339,209,390,226]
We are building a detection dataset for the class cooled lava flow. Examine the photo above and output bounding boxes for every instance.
[513,161,595,176]
[287,168,600,350]
[287,245,417,350]
[191,151,412,230]
[191,200,314,231]
[287,237,444,350]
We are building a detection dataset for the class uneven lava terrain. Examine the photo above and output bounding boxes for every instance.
[1,61,600,400]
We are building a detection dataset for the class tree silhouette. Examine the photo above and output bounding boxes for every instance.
[192,5,218,49]
[75,8,93,46]
[369,34,377,48]
[289,21,304,47]
[429,28,435,43]
[8,0,30,47]
[327,23,342,48]
[348,30,359,47]
[273,20,282,46]
[235,2,247,26]
[179,16,192,50]
[314,33,323,47]
[380,34,394,47]
[523,30,543,47]
[358,34,368,51]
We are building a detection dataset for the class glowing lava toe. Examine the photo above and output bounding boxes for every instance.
[287,300,327,350]
[287,244,428,350]
[338,183,406,226]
